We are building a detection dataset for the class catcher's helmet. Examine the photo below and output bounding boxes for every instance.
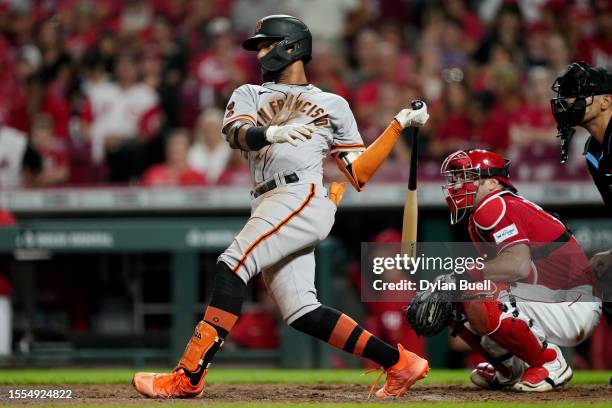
[551,61,612,163]
[440,149,515,225]
[243,15,312,72]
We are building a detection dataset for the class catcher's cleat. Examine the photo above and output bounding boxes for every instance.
[470,360,524,390]
[513,344,573,392]
[132,368,206,398]
[368,344,430,398]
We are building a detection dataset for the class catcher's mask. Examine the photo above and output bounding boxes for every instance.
[243,15,312,73]
[441,149,515,225]
[551,61,612,163]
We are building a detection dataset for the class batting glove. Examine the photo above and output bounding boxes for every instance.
[265,124,314,147]
[395,103,429,128]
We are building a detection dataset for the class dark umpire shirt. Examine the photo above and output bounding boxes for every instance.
[584,119,612,324]
[585,119,612,207]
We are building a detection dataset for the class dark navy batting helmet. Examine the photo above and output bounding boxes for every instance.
[243,15,312,72]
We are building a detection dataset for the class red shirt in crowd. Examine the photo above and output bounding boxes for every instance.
[435,113,473,143]
[577,36,612,69]
[141,164,207,187]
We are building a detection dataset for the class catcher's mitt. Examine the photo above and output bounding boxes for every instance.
[404,274,457,337]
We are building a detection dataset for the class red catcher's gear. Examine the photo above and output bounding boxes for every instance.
[441,149,516,224]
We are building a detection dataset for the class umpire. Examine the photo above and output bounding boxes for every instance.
[551,62,612,345]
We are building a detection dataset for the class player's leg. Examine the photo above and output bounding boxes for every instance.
[263,248,429,398]
[463,300,572,392]
[132,260,245,398]
[452,315,525,389]
[133,184,334,398]
[510,299,601,391]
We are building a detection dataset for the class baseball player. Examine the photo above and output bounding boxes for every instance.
[433,149,601,391]
[550,61,612,330]
[133,15,430,399]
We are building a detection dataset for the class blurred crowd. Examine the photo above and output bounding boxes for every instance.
[0,0,611,188]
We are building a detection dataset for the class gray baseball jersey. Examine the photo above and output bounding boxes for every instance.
[222,82,365,185]
[218,82,364,324]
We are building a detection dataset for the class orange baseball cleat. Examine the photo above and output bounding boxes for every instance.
[368,344,429,398]
[132,368,206,399]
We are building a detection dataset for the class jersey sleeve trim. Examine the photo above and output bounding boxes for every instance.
[225,114,257,126]
[473,194,506,230]
[497,238,530,254]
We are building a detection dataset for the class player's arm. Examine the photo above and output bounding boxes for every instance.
[223,120,314,151]
[478,243,532,282]
[333,105,429,191]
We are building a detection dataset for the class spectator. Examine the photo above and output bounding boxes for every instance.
[546,33,572,75]
[308,42,351,101]
[188,109,230,184]
[0,126,28,189]
[148,16,187,129]
[474,4,524,66]
[285,0,370,49]
[442,0,485,55]
[141,128,207,187]
[477,65,523,154]
[429,80,474,159]
[188,17,251,116]
[36,18,73,140]
[524,22,550,67]
[231,0,287,38]
[216,148,250,186]
[28,114,70,186]
[576,0,612,69]
[510,67,557,148]
[346,28,380,87]
[86,52,159,182]
[115,0,154,38]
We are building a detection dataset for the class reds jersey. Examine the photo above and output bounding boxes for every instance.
[468,190,593,290]
[222,82,364,186]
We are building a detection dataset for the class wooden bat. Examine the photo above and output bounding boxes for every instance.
[402,100,424,259]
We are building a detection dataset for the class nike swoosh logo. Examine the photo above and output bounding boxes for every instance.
[258,91,272,95]
[455,198,465,204]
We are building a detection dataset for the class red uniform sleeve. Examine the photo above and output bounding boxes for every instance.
[472,195,529,254]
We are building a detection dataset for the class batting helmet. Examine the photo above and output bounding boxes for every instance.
[441,149,515,225]
[551,61,612,163]
[242,15,312,72]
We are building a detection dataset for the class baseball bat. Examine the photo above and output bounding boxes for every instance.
[401,100,424,259]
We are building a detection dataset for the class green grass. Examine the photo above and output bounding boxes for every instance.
[0,368,609,385]
[8,404,612,408]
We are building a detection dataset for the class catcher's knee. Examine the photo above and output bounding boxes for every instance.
[464,301,504,336]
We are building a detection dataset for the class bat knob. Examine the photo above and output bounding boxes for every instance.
[411,100,424,110]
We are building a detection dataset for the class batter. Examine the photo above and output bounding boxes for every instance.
[133,15,430,399]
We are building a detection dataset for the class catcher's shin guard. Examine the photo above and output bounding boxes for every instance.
[473,305,572,391]
[178,321,223,382]
[456,324,513,378]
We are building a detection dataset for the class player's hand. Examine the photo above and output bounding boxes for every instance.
[265,124,314,147]
[395,102,429,128]
[590,249,612,278]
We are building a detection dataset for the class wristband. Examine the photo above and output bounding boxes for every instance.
[245,126,270,150]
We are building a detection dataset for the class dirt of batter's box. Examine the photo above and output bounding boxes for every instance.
[0,383,610,405]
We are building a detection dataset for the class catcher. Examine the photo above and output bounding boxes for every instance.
[133,15,430,399]
[407,149,602,391]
